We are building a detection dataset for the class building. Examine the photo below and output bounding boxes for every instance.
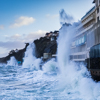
[70,0,100,62]
[45,32,52,37]
[93,0,100,22]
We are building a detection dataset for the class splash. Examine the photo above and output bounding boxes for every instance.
[56,9,100,100]
[22,42,41,70]
[60,9,74,25]
[42,58,58,74]
[7,56,18,66]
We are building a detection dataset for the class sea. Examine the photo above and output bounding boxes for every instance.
[0,10,100,100]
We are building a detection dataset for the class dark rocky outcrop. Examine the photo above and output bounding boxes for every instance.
[34,36,57,58]
[0,35,57,64]
[0,23,72,64]
[0,43,29,64]
[0,28,60,64]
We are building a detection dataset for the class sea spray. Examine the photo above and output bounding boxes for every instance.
[60,9,74,25]
[57,9,75,74]
[56,9,100,100]
[42,58,58,74]
[22,42,41,70]
[7,56,18,66]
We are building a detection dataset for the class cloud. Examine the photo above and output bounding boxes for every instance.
[4,30,47,43]
[0,25,4,29]
[46,14,59,19]
[10,16,35,28]
[0,40,27,57]
[0,47,8,57]
[0,41,25,50]
[24,30,47,42]
[0,30,47,57]
[5,34,21,41]
[0,40,25,57]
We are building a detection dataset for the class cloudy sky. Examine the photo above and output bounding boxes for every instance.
[0,0,94,57]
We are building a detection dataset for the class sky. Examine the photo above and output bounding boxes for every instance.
[0,0,94,57]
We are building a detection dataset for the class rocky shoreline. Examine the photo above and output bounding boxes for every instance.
[0,31,58,64]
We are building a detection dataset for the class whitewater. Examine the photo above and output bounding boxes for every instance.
[1,11,100,100]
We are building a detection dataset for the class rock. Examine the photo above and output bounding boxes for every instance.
[0,29,60,64]
[34,36,57,58]
[0,43,29,64]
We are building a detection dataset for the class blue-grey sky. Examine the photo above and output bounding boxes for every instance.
[0,0,94,57]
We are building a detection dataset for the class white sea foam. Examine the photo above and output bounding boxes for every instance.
[22,43,41,70]
[55,10,100,100]
[42,58,58,73]
[7,56,18,66]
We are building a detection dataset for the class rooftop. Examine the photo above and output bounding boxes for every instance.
[81,6,95,20]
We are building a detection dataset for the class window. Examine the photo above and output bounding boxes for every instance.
[95,45,99,58]
[98,45,100,57]
[96,0,98,7]
[90,48,93,58]
[97,16,99,22]
[97,0,98,6]
[97,8,99,13]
